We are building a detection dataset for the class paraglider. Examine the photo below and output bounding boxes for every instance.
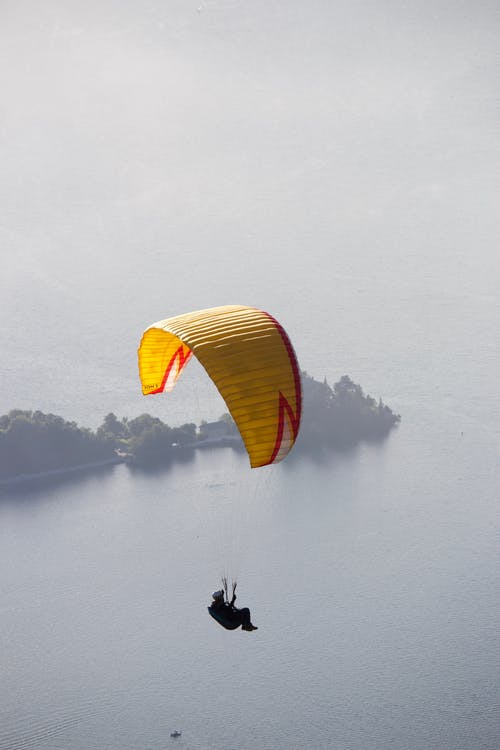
[208,581,257,632]
[137,305,301,632]
[137,305,301,468]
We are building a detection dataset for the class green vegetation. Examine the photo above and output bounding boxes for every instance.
[0,374,400,482]
[296,373,400,455]
[99,413,198,465]
[0,410,115,480]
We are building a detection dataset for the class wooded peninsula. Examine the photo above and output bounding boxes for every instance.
[0,374,400,484]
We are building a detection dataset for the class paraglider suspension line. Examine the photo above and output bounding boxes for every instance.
[222,576,237,605]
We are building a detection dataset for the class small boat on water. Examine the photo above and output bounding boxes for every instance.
[170,730,182,738]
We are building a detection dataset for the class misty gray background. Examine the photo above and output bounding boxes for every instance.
[1,1,499,749]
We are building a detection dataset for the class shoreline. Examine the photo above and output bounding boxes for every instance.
[0,456,124,488]
[0,437,243,488]
[0,377,400,489]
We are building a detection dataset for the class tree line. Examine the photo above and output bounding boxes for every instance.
[0,410,115,479]
[296,373,400,454]
[0,374,400,480]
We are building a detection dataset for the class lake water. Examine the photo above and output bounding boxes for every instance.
[1,369,499,750]
[1,2,500,748]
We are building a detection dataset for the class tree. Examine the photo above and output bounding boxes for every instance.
[97,413,130,442]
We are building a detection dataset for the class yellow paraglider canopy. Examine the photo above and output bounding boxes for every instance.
[137,305,301,467]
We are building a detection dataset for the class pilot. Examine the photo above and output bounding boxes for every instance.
[209,585,257,631]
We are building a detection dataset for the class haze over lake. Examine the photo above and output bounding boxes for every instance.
[1,1,499,749]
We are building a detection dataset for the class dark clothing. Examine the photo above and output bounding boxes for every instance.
[210,600,252,629]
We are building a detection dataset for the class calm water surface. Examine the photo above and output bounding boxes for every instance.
[1,199,499,750]
[1,394,498,750]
